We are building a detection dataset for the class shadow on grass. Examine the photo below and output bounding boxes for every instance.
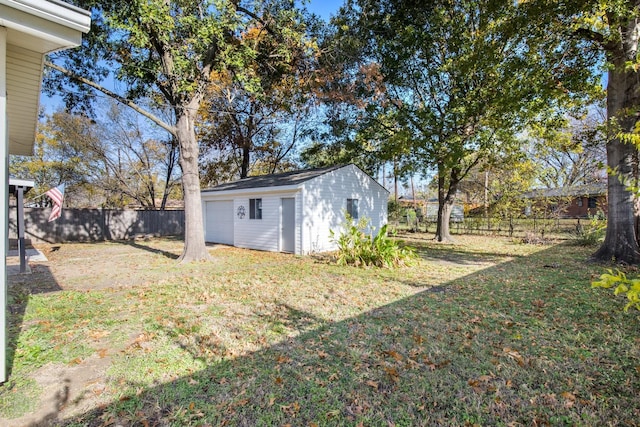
[112,238,181,260]
[6,265,62,379]
[399,235,528,266]
[28,243,640,426]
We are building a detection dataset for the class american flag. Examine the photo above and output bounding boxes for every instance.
[46,184,65,222]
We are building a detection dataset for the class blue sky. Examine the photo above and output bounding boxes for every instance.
[306,0,344,20]
[40,1,345,113]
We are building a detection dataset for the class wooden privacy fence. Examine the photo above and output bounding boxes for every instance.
[8,207,185,243]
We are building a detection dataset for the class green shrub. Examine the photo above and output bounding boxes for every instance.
[572,211,606,246]
[592,269,640,311]
[330,215,417,268]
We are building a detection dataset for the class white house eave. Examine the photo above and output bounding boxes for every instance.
[0,0,91,36]
[2,0,90,155]
[201,184,302,197]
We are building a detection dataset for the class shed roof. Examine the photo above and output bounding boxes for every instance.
[202,165,348,193]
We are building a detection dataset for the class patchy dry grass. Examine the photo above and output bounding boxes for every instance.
[2,234,640,426]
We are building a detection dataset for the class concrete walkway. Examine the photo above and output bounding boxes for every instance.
[6,248,48,275]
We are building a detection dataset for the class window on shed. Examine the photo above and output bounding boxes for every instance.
[577,198,583,207]
[250,198,262,219]
[588,197,597,209]
[347,198,359,219]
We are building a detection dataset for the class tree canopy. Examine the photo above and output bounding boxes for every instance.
[317,0,600,241]
[45,0,314,261]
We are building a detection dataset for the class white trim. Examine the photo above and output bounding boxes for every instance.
[201,184,301,198]
[0,0,91,34]
[0,3,86,53]
[8,177,34,187]
[0,26,8,384]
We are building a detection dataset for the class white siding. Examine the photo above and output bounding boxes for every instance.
[6,43,41,155]
[301,165,388,254]
[200,165,388,255]
[204,200,234,244]
[233,191,299,252]
[233,196,279,252]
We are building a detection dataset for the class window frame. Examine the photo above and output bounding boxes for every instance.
[250,198,263,220]
[347,198,359,219]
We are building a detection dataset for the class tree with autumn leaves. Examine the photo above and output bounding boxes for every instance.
[320,0,596,242]
[316,0,640,263]
[42,0,640,264]
[198,19,320,185]
[45,0,313,262]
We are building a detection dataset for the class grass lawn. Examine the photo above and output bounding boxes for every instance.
[1,234,639,426]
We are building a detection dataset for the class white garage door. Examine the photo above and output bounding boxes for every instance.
[205,200,234,245]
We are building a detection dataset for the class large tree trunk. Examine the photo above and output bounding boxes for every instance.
[593,138,640,263]
[175,102,211,262]
[436,200,455,242]
[240,139,250,179]
[593,15,640,264]
[435,163,459,243]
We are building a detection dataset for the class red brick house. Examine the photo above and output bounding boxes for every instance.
[523,183,607,218]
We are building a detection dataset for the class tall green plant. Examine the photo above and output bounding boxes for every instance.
[573,211,606,246]
[329,215,416,268]
[592,269,640,312]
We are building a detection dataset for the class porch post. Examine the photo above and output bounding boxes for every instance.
[15,185,26,273]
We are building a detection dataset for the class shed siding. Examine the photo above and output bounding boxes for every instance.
[301,164,388,254]
[200,165,388,255]
[231,190,299,252]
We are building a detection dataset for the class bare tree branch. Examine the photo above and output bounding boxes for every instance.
[45,61,177,136]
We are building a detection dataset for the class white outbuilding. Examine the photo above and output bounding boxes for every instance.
[201,164,389,254]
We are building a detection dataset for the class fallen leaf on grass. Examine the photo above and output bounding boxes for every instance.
[468,375,495,392]
[503,347,526,366]
[532,299,546,309]
[89,329,110,340]
[235,399,250,407]
[68,357,83,366]
[385,350,403,361]
[281,401,300,416]
[276,355,291,364]
[561,391,576,407]
[365,380,379,389]
[385,367,400,383]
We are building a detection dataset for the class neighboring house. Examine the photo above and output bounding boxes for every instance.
[522,183,607,218]
[397,197,464,222]
[1,0,91,382]
[201,164,389,254]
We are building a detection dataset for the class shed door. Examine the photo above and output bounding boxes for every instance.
[281,198,295,253]
[205,200,234,245]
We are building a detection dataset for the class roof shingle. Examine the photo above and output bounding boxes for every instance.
[201,165,346,193]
